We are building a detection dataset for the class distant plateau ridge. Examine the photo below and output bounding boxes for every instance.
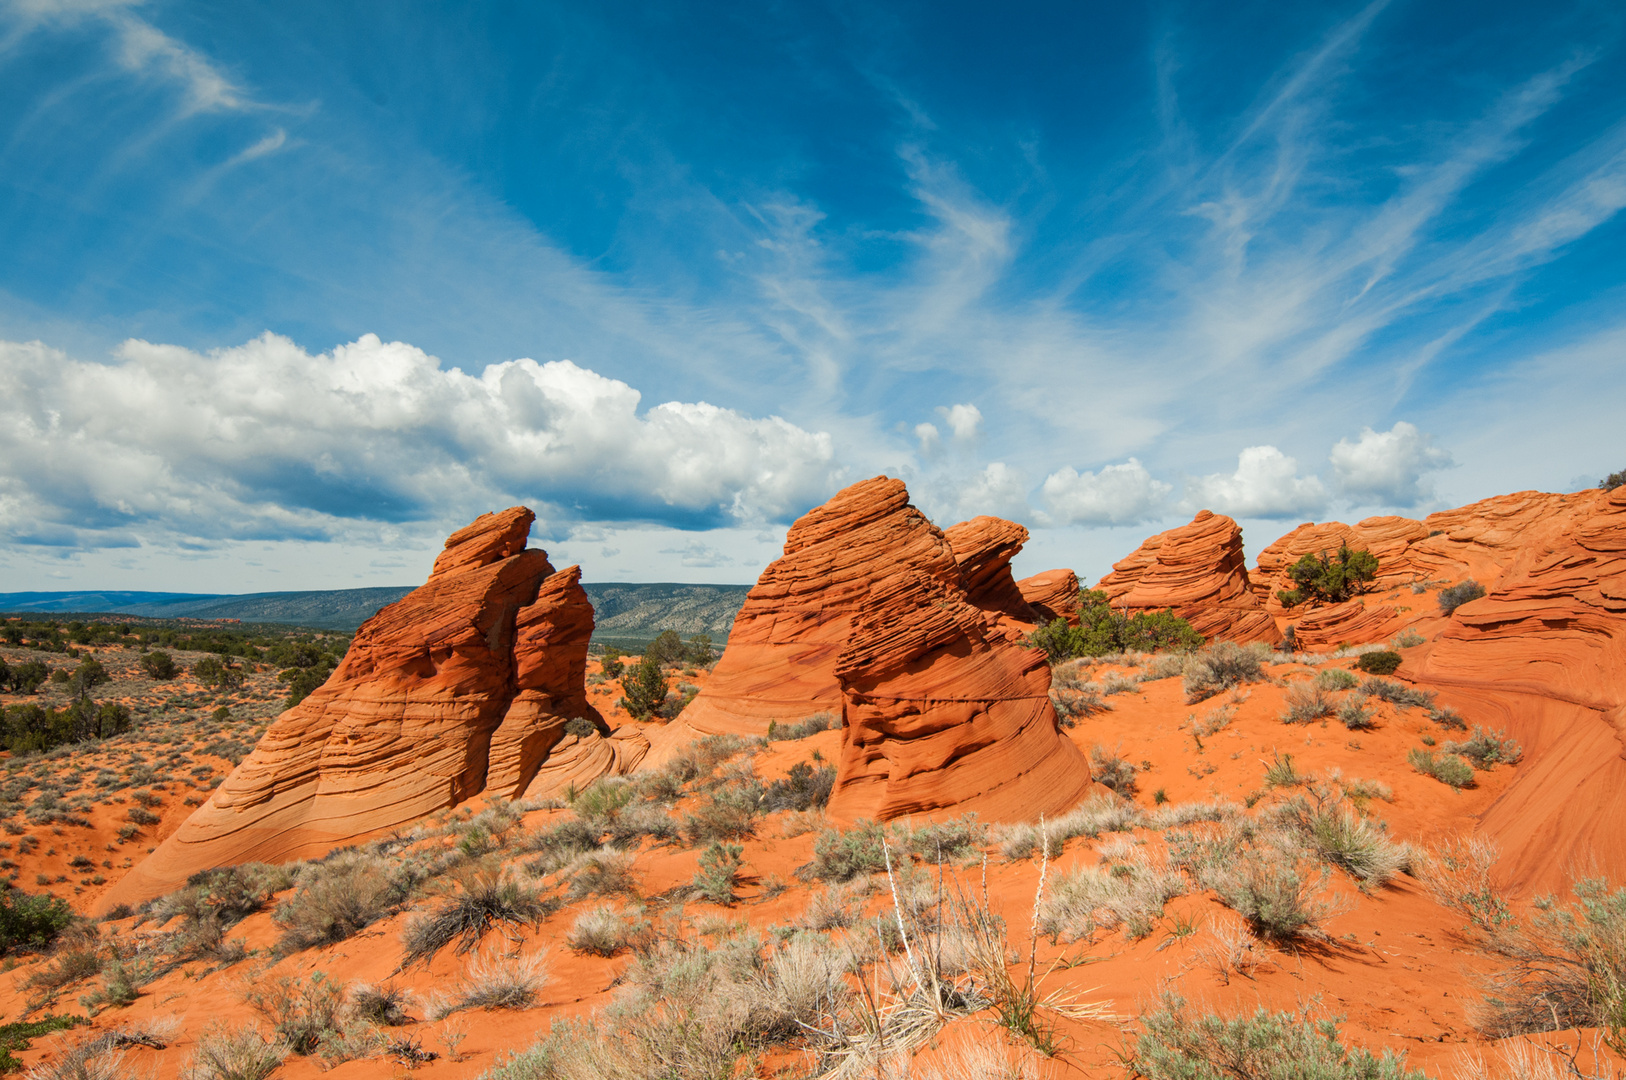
[0,583,751,643]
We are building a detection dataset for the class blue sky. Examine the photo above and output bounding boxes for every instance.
[1,0,1622,592]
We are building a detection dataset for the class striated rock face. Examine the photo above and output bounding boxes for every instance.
[97,509,642,914]
[1411,486,1624,891]
[1097,511,1277,645]
[943,516,1035,623]
[1291,599,1401,650]
[1017,569,1081,626]
[657,477,1093,822]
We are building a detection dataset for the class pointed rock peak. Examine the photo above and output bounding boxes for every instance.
[945,516,1033,619]
[432,507,537,577]
[783,476,911,554]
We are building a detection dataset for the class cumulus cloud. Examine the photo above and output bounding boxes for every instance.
[949,462,1029,521]
[1329,422,1454,507]
[0,333,842,549]
[913,422,941,453]
[1039,458,1172,526]
[1184,446,1328,519]
[937,403,982,440]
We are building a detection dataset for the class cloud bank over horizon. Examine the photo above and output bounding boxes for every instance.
[0,0,1621,590]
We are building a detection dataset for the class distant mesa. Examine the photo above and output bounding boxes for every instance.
[649,476,1094,823]
[96,507,646,914]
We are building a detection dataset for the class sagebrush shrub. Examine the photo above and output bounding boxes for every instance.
[1408,748,1475,789]
[1353,650,1402,676]
[1438,580,1487,615]
[1089,745,1139,797]
[1280,685,1337,725]
[1442,727,1524,770]
[692,842,744,905]
[1183,642,1268,703]
[274,849,414,955]
[1135,994,1425,1080]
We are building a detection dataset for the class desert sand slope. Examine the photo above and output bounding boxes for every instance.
[653,476,1093,822]
[95,508,644,915]
[1097,509,1278,644]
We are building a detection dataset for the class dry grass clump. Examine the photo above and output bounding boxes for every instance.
[1408,748,1476,789]
[1421,840,1626,1052]
[799,881,873,931]
[1088,745,1139,797]
[566,904,650,956]
[1039,848,1183,940]
[563,847,639,901]
[1183,642,1269,703]
[24,1016,180,1079]
[273,847,416,955]
[346,981,413,1026]
[400,864,553,969]
[180,1022,288,1080]
[1275,798,1407,889]
[428,950,549,1019]
[1166,819,1331,944]
[997,793,1144,861]
[1313,667,1360,691]
[1048,660,1109,723]
[680,785,760,845]
[144,862,292,957]
[1360,677,1436,711]
[1337,694,1375,730]
[1280,685,1337,725]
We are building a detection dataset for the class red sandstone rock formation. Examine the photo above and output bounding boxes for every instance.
[942,516,1035,624]
[1410,486,1623,892]
[1097,511,1277,645]
[1290,599,1402,650]
[1017,569,1081,625]
[654,477,1092,822]
[97,508,642,914]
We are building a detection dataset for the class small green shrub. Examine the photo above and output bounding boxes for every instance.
[1135,995,1426,1080]
[761,762,835,812]
[803,821,890,882]
[765,713,834,742]
[1408,748,1475,789]
[244,971,344,1055]
[1602,469,1626,492]
[0,1014,90,1072]
[0,886,76,953]
[1441,727,1524,770]
[1438,580,1486,615]
[692,842,743,905]
[1314,668,1359,691]
[1284,546,1379,605]
[139,651,178,680]
[618,654,668,719]
[1353,650,1402,675]
[274,849,414,955]
[1025,590,1202,661]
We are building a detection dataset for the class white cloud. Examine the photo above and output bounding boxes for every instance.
[937,403,982,440]
[1329,422,1454,507]
[1184,446,1327,519]
[0,332,842,550]
[913,422,940,453]
[949,462,1029,521]
[1039,458,1172,526]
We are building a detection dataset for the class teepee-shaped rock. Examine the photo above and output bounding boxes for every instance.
[652,477,1092,823]
[97,508,643,914]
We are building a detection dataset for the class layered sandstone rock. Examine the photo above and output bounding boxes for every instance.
[655,477,1093,822]
[1412,486,1624,891]
[1253,517,1430,613]
[1017,569,1081,626]
[1097,511,1277,645]
[943,516,1035,624]
[97,508,638,914]
[1290,599,1402,651]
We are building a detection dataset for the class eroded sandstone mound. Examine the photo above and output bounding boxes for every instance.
[1410,486,1624,891]
[1097,510,1278,645]
[655,477,1092,822]
[1017,568,1081,625]
[97,508,643,913]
